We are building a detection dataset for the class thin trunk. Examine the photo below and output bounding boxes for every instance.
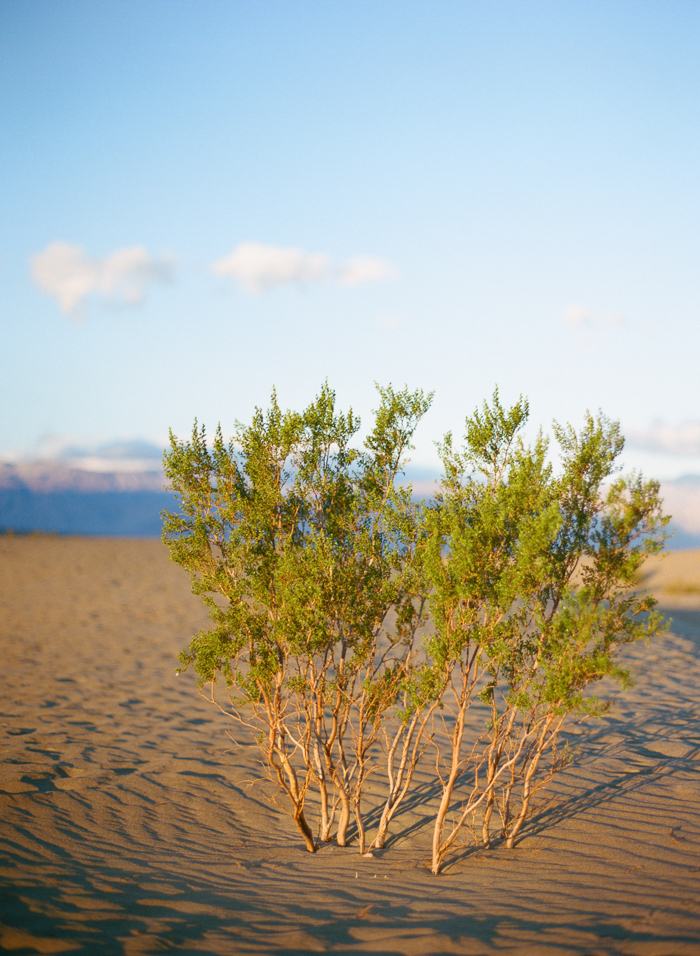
[313,741,333,841]
[335,788,352,845]
[481,735,500,847]
[506,717,554,848]
[505,764,536,848]
[431,704,466,875]
[294,808,317,853]
[500,779,513,837]
[318,774,332,841]
[354,798,366,854]
[317,720,352,846]
[323,718,353,846]
[433,714,536,872]
[482,705,518,846]
[327,647,352,845]
[270,731,317,854]
[499,727,530,841]
[481,791,495,846]
[372,706,433,849]
[350,691,371,854]
[430,648,486,875]
[373,821,390,850]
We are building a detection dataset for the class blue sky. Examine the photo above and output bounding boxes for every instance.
[1,0,699,477]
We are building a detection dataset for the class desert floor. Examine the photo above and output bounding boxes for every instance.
[1,536,699,956]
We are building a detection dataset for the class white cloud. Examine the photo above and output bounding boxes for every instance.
[627,422,700,457]
[31,242,174,317]
[213,242,331,293]
[340,256,396,287]
[213,242,397,294]
[563,304,626,328]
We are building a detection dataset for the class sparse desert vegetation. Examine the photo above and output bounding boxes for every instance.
[163,384,669,874]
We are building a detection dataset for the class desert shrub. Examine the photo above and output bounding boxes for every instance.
[163,384,668,872]
[162,383,432,852]
[421,391,668,873]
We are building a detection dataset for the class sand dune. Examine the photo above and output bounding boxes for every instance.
[1,537,699,955]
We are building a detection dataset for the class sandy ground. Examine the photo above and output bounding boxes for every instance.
[1,536,699,956]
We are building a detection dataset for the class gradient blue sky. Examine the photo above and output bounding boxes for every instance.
[2,0,699,477]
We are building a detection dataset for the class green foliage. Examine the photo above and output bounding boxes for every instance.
[163,382,433,849]
[162,383,669,870]
[421,389,669,871]
[425,392,667,710]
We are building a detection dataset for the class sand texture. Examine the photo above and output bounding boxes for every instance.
[2,537,700,955]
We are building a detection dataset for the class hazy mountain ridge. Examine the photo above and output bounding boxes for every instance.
[1,459,699,546]
[0,461,166,493]
[0,437,166,491]
[0,458,171,536]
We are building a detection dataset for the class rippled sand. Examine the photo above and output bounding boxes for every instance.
[2,536,699,955]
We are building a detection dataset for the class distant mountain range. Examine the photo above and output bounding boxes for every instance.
[1,459,699,547]
[653,473,700,549]
[0,460,173,537]
[0,460,166,493]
